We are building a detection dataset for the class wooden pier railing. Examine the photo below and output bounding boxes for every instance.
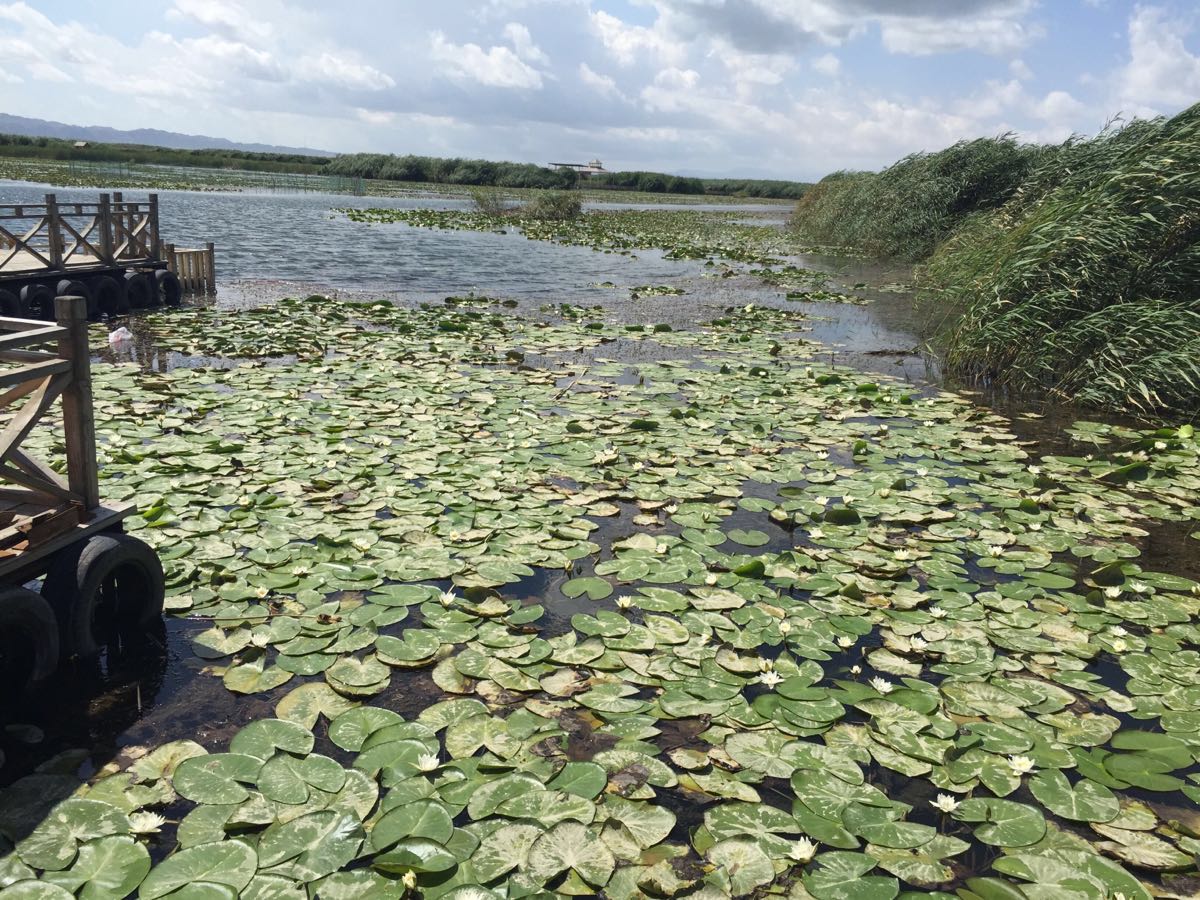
[0,193,160,275]
[0,296,97,528]
[163,242,216,294]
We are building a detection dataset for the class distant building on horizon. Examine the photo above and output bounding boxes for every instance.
[549,158,606,176]
[73,140,89,148]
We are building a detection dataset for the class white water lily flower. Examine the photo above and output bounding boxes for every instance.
[292,565,309,576]
[1028,465,1041,475]
[850,665,862,675]
[1154,441,1168,451]
[931,794,960,814]
[402,871,418,890]
[893,549,911,561]
[877,424,889,433]
[870,677,894,695]
[815,496,830,506]
[704,573,719,586]
[1103,586,1122,599]
[910,637,928,651]
[352,537,373,552]
[1111,639,1128,652]
[417,753,440,773]
[929,607,948,619]
[665,503,679,514]
[988,545,1005,557]
[1130,581,1149,594]
[789,837,818,862]
[1028,522,1042,531]
[758,670,785,688]
[759,658,775,672]
[616,596,633,609]
[438,590,457,607]
[255,586,270,599]
[836,635,855,648]
[778,621,792,635]
[1110,626,1128,636]
[1008,755,1036,775]
[655,543,667,554]
[129,812,166,834]
[809,528,825,540]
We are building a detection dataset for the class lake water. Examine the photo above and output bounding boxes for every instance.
[1,181,929,386]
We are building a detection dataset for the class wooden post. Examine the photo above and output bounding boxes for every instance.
[54,295,99,511]
[164,243,176,276]
[45,194,63,270]
[112,191,125,258]
[98,193,115,265]
[205,241,216,293]
[148,193,161,259]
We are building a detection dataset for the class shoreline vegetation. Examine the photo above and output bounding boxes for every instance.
[790,103,1200,417]
[0,132,809,200]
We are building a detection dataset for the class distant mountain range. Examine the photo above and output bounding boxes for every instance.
[0,113,335,157]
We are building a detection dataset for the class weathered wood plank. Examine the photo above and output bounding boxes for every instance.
[55,295,99,510]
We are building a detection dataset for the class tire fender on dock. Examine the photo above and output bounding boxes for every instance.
[0,288,24,318]
[41,533,166,661]
[56,279,98,320]
[124,271,156,310]
[88,275,129,317]
[20,283,56,320]
[0,587,60,694]
[155,269,183,307]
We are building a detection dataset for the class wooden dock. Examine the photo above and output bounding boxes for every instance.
[0,297,133,582]
[0,193,160,277]
[0,192,213,317]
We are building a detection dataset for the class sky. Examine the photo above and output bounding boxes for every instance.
[1,1,1198,180]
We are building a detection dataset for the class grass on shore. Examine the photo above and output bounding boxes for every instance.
[792,104,1200,416]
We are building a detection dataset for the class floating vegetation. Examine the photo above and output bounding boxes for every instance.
[629,285,685,299]
[2,297,1199,898]
[785,290,867,305]
[341,207,800,268]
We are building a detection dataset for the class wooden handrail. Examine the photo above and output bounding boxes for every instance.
[0,296,97,509]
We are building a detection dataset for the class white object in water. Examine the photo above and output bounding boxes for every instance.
[108,326,134,344]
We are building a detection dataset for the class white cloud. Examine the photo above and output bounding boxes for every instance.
[589,9,683,67]
[430,31,544,89]
[812,53,840,77]
[579,62,619,96]
[877,7,1043,56]
[166,0,272,41]
[1009,58,1033,80]
[299,52,394,91]
[1115,5,1200,113]
[356,107,396,125]
[503,22,548,64]
[1035,89,1085,121]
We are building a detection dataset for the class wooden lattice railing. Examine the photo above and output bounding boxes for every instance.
[0,193,161,274]
[0,296,98,526]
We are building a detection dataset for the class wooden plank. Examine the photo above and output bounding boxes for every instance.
[45,194,63,269]
[0,502,134,580]
[0,358,71,390]
[206,242,216,292]
[0,458,78,504]
[0,327,67,351]
[0,372,66,461]
[55,295,99,511]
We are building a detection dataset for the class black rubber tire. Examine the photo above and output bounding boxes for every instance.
[0,587,60,691]
[88,275,129,317]
[0,288,23,317]
[42,533,166,661]
[155,269,183,307]
[56,278,98,320]
[124,271,154,310]
[20,283,55,320]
